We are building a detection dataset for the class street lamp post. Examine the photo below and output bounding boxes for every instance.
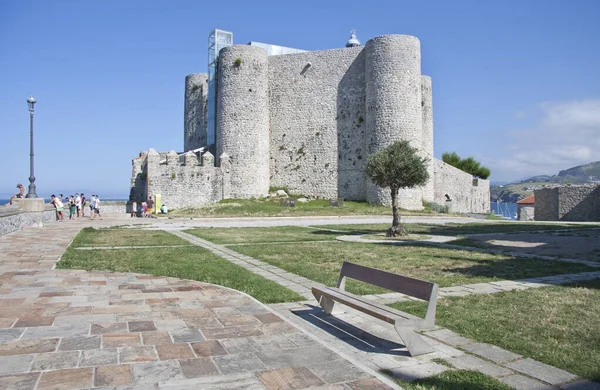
[25,96,37,198]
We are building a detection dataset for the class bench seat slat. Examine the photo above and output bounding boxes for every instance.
[313,287,423,326]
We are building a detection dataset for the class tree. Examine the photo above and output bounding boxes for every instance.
[366,140,429,237]
[442,152,491,179]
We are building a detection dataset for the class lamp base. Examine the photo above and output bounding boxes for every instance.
[12,198,45,212]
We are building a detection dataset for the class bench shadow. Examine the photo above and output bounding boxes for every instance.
[291,304,411,357]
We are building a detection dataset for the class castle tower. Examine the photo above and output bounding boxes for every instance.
[184,73,208,152]
[216,45,270,198]
[421,75,434,202]
[365,35,423,208]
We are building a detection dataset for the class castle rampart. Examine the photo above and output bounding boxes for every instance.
[184,73,208,152]
[136,148,231,209]
[268,46,365,200]
[421,75,434,203]
[217,45,270,198]
[434,159,490,213]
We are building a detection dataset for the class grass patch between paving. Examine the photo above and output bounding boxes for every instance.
[168,198,448,218]
[390,279,600,381]
[386,369,513,390]
[230,241,595,293]
[185,226,340,245]
[71,227,189,247]
[58,245,304,304]
[316,222,600,236]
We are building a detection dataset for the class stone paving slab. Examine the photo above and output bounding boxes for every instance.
[0,219,399,389]
[506,358,579,385]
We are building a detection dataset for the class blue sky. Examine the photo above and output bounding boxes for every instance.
[1,0,599,198]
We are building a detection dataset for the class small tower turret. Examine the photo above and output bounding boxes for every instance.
[345,29,361,47]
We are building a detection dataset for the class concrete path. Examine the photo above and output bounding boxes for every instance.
[0,217,398,390]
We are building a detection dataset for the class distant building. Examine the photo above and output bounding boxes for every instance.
[517,195,535,221]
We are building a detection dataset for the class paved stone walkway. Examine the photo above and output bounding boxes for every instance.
[0,218,398,389]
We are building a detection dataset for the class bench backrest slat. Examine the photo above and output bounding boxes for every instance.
[340,261,434,301]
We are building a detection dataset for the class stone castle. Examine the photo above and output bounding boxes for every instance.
[130,30,490,213]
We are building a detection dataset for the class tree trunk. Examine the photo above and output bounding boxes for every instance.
[387,187,407,237]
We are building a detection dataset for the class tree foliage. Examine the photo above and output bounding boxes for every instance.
[366,140,429,236]
[442,152,491,179]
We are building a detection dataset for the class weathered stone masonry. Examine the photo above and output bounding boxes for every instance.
[132,33,490,214]
[535,185,600,221]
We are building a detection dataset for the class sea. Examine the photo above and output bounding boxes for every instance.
[0,198,126,206]
[491,202,518,220]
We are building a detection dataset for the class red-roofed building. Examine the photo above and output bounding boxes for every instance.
[517,195,535,221]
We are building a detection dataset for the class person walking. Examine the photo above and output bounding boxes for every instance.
[80,193,86,217]
[147,196,155,216]
[131,200,137,218]
[90,195,96,220]
[94,194,103,220]
[75,193,82,217]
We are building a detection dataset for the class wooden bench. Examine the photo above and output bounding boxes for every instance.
[312,261,438,356]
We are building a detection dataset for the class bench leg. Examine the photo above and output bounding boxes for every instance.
[312,290,341,315]
[395,323,435,357]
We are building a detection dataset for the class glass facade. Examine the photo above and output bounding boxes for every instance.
[207,29,233,145]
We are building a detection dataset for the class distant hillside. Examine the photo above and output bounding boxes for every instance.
[491,160,600,202]
[558,161,600,181]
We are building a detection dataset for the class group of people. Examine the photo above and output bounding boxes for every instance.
[130,196,168,218]
[49,193,103,221]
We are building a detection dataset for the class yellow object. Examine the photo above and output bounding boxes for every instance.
[154,194,162,214]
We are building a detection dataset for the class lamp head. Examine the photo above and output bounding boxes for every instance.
[27,96,36,112]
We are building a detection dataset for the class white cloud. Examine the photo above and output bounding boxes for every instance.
[486,99,600,182]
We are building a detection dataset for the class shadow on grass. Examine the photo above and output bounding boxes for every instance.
[447,230,600,262]
[381,368,514,390]
[292,305,410,356]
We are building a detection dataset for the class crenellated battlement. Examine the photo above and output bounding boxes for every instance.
[130,148,232,209]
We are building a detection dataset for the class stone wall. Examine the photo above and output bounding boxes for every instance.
[365,35,423,209]
[518,204,535,221]
[268,46,365,200]
[535,185,600,221]
[433,159,490,214]
[0,207,56,237]
[184,73,208,152]
[421,75,434,203]
[141,148,231,209]
[217,46,270,198]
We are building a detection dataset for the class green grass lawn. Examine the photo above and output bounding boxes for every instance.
[71,227,189,247]
[230,241,595,293]
[316,222,600,236]
[58,245,304,304]
[391,279,600,382]
[185,226,340,244]
[388,369,513,390]
[168,198,448,218]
